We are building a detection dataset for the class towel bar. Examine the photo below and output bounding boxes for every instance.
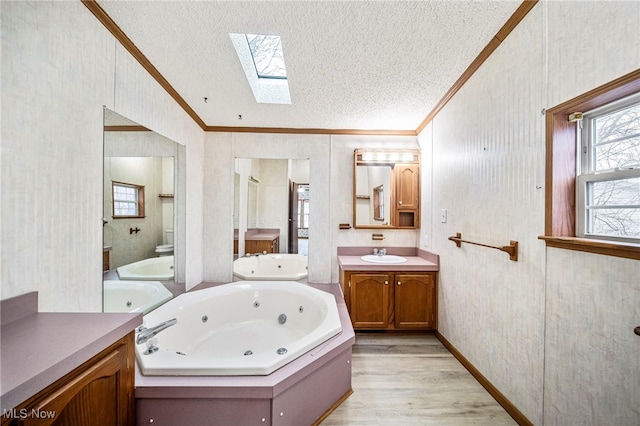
[448,232,518,261]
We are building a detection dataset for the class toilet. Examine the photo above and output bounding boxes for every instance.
[155,229,174,256]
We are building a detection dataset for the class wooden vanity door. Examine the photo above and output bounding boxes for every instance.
[394,273,435,329]
[395,164,419,210]
[349,273,391,329]
[16,335,134,426]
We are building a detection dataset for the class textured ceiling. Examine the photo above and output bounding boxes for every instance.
[96,0,523,131]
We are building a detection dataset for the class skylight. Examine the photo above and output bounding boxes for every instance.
[246,34,287,79]
[230,33,291,104]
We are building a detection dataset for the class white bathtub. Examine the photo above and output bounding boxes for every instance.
[233,253,308,281]
[117,255,174,281]
[103,280,173,315]
[135,281,342,376]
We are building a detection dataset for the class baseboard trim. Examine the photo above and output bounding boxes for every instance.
[435,331,533,426]
[312,388,354,426]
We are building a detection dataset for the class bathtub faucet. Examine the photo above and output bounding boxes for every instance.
[136,318,177,344]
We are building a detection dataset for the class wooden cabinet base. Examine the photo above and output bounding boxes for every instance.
[2,334,135,426]
[341,269,437,331]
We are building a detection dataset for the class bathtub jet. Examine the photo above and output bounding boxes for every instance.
[233,253,308,281]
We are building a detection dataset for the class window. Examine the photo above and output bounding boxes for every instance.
[577,94,640,242]
[229,33,291,104]
[112,181,145,218]
[245,34,287,79]
[298,184,309,232]
[542,69,640,260]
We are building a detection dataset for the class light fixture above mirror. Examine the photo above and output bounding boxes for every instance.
[353,148,420,229]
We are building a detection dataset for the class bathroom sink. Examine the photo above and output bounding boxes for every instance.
[360,254,408,264]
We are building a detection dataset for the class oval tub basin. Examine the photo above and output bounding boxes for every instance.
[136,281,342,376]
[117,255,174,281]
[233,254,308,281]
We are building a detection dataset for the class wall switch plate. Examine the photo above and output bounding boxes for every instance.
[440,209,447,223]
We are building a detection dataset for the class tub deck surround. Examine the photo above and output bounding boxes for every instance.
[0,292,142,414]
[134,283,356,426]
[337,246,439,272]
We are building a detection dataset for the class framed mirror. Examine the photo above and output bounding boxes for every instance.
[353,148,420,229]
[102,108,185,315]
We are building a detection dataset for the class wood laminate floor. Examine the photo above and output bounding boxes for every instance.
[321,334,517,426]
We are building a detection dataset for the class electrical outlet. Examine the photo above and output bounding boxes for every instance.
[440,209,447,223]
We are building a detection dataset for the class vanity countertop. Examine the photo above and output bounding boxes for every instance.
[244,228,280,240]
[337,247,439,272]
[0,292,142,412]
[245,233,280,240]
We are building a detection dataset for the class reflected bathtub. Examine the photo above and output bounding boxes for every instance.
[117,255,174,281]
[136,281,341,376]
[233,253,308,281]
[103,280,173,315]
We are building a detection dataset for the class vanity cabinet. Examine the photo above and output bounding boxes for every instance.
[245,236,279,254]
[395,164,420,227]
[1,334,135,426]
[341,270,436,331]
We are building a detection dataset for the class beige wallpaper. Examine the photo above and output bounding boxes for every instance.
[1,2,203,310]
[422,1,639,424]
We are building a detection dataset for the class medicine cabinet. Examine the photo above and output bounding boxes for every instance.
[353,149,420,229]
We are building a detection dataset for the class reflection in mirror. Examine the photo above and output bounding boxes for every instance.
[373,185,384,221]
[102,108,185,315]
[355,165,392,226]
[233,158,310,280]
[354,149,420,229]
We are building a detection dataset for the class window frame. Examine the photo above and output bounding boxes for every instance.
[576,93,640,243]
[112,181,145,219]
[540,68,640,260]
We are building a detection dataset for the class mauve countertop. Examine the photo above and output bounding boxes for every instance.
[1,293,142,411]
[244,228,280,241]
[337,246,439,272]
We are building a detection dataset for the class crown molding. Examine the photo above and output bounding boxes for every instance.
[84,0,537,137]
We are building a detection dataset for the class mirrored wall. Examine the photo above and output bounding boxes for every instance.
[234,158,310,257]
[102,108,186,313]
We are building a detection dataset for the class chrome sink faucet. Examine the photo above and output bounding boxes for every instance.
[373,248,386,256]
[136,318,177,345]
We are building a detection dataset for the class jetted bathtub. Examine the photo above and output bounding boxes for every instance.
[135,281,342,376]
[117,255,174,281]
[233,253,308,281]
[103,280,173,315]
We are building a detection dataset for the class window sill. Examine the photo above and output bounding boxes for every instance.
[538,236,640,261]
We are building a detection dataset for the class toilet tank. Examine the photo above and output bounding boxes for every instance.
[165,229,174,245]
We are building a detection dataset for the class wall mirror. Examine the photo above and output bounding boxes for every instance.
[102,108,185,314]
[234,158,310,257]
[353,148,421,229]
